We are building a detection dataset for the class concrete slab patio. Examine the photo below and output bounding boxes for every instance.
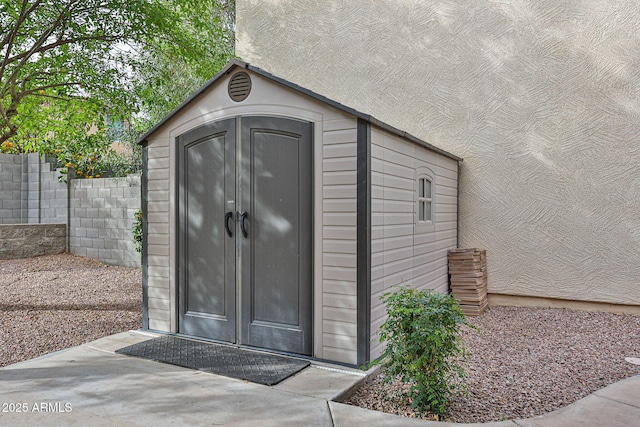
[0,331,638,426]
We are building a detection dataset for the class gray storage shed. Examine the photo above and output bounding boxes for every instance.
[138,59,462,366]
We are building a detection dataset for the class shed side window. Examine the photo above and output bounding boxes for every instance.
[418,177,432,222]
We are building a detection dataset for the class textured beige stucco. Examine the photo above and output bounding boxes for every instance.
[237,0,640,306]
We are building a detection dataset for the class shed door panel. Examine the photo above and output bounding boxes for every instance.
[240,117,312,355]
[177,116,311,356]
[178,119,236,342]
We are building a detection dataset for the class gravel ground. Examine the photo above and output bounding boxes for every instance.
[0,253,142,368]
[2,254,639,423]
[345,305,640,423]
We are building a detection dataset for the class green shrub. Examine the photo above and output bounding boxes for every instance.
[375,286,474,418]
[133,209,143,253]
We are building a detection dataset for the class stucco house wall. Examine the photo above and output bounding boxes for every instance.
[236,0,640,308]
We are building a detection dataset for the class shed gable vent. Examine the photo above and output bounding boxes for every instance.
[228,72,252,102]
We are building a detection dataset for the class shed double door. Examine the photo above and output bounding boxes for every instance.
[178,116,312,355]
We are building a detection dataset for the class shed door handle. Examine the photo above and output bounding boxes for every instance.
[239,211,248,238]
[224,211,233,237]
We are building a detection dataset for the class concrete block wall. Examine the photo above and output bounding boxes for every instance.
[0,224,66,260]
[69,175,141,268]
[22,152,41,224]
[0,154,22,224]
[0,153,141,267]
[39,160,68,224]
[0,153,67,224]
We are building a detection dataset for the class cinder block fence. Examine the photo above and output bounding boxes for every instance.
[0,224,66,260]
[0,152,67,224]
[69,175,141,268]
[0,153,140,267]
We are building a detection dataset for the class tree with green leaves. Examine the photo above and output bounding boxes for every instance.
[0,0,234,177]
[132,1,235,131]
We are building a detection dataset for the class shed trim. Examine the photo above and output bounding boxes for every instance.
[137,59,462,162]
[356,118,372,366]
[141,145,149,330]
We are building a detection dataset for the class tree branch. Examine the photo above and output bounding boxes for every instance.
[6,34,120,66]
[0,127,19,145]
[20,81,83,97]
[0,4,74,100]
[0,100,19,145]
[0,80,85,145]
[0,0,31,83]
[0,0,42,51]
[30,92,85,103]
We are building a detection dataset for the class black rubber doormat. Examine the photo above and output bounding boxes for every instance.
[115,335,309,386]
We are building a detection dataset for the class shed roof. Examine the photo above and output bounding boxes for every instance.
[137,59,462,162]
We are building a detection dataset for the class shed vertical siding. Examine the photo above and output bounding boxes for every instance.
[145,142,172,331]
[140,65,460,365]
[140,70,363,363]
[370,128,458,360]
[321,118,358,364]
